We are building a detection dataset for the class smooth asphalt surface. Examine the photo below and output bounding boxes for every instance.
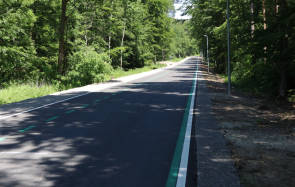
[0,58,199,187]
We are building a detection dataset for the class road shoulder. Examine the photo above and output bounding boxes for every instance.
[207,69,295,186]
[194,63,240,187]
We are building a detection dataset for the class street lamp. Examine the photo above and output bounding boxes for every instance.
[226,0,231,95]
[203,35,209,72]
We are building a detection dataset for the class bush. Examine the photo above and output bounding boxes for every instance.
[61,47,113,88]
[232,58,279,96]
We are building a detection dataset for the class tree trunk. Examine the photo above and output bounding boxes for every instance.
[277,0,289,98]
[262,0,267,30]
[250,0,254,38]
[84,33,88,46]
[262,0,267,64]
[250,0,257,64]
[120,22,126,69]
[108,0,114,58]
[57,0,68,74]
[108,36,111,58]
[279,69,287,97]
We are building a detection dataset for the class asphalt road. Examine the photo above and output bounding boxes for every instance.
[0,57,199,187]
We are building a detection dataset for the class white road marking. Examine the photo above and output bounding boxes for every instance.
[176,60,199,187]
[0,92,91,120]
[0,152,48,154]
[0,58,191,121]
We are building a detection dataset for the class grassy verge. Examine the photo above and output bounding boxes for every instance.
[222,73,265,96]
[0,59,188,106]
[110,64,165,79]
[0,84,58,105]
[0,63,166,106]
[287,89,295,102]
[170,57,185,62]
[221,74,295,103]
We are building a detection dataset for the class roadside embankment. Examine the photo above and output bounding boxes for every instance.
[204,70,295,187]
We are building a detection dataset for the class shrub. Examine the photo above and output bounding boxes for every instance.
[232,58,279,96]
[61,47,113,88]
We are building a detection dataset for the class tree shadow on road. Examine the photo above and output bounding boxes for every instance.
[0,58,200,187]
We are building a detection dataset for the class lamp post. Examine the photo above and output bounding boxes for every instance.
[226,0,231,95]
[203,35,209,72]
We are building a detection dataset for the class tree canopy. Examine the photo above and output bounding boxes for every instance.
[188,0,295,98]
[0,0,196,89]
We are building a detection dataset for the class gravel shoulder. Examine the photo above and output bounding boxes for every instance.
[204,71,295,187]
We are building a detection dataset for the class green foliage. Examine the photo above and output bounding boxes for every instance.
[111,63,165,79]
[60,47,113,88]
[231,58,279,95]
[0,0,37,84]
[170,57,185,62]
[0,0,196,102]
[189,0,295,98]
[170,20,197,58]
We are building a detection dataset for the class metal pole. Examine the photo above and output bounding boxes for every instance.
[204,35,209,72]
[207,36,209,72]
[226,0,231,95]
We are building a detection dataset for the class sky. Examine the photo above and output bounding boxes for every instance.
[173,1,191,20]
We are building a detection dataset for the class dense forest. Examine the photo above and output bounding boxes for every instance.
[0,0,196,90]
[2,0,293,100]
[188,0,295,99]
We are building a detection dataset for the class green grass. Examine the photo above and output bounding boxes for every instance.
[288,95,295,102]
[222,74,258,94]
[0,84,58,105]
[287,89,295,102]
[0,57,191,106]
[222,73,277,97]
[222,74,295,103]
[0,64,166,106]
[170,57,184,62]
[110,64,166,79]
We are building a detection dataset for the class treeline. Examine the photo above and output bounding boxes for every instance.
[189,0,295,98]
[0,0,196,89]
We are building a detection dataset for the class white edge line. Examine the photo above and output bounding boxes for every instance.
[0,57,191,121]
[0,152,49,154]
[176,60,198,187]
[0,92,91,120]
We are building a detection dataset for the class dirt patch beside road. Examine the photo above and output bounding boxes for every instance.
[203,68,295,187]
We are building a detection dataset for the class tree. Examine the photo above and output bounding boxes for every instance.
[0,0,196,89]
[57,0,69,74]
[0,0,37,84]
[188,0,295,98]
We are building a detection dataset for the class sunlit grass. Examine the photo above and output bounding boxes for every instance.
[0,58,189,106]
[110,64,166,79]
[170,57,184,62]
[0,84,58,105]
[0,64,166,106]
